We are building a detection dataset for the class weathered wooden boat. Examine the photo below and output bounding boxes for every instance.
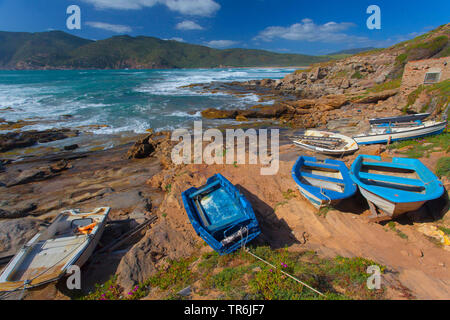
[350,155,444,221]
[353,120,447,145]
[369,113,431,125]
[291,156,357,209]
[182,174,261,255]
[0,207,110,292]
[293,130,359,155]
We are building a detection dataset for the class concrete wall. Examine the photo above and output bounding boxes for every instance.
[401,57,450,94]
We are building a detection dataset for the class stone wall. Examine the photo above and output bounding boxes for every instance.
[401,57,450,94]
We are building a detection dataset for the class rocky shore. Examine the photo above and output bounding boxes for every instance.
[0,24,449,300]
[0,127,448,300]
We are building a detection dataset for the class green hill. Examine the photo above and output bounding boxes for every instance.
[0,31,329,70]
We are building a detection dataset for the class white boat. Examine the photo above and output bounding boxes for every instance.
[0,207,110,292]
[293,130,359,155]
[354,121,447,145]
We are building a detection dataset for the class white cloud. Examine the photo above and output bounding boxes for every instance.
[165,37,185,42]
[254,18,367,43]
[205,40,239,48]
[81,0,220,16]
[85,21,132,33]
[175,20,203,30]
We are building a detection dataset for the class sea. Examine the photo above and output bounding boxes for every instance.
[0,68,295,135]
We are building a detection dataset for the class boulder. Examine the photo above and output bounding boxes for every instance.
[127,135,157,159]
[116,220,196,290]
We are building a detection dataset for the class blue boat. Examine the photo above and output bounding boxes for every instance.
[291,156,357,209]
[350,155,444,220]
[182,174,261,255]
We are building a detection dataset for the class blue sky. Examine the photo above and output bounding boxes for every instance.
[0,0,448,55]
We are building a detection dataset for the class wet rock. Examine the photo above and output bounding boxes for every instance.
[201,108,237,119]
[0,218,41,255]
[0,129,79,153]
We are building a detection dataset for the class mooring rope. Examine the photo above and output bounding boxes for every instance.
[243,248,325,297]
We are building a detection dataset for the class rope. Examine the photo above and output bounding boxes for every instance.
[320,187,332,206]
[244,248,325,297]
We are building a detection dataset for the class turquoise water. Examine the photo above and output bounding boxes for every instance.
[0,68,294,134]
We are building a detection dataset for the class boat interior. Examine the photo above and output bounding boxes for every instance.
[359,161,426,194]
[3,209,108,283]
[191,182,249,240]
[299,164,345,193]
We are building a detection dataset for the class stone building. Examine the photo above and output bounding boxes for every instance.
[401,56,449,93]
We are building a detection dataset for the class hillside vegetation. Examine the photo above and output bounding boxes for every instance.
[0,31,329,70]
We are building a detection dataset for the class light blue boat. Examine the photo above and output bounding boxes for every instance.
[350,155,444,220]
[292,156,357,209]
[182,174,261,255]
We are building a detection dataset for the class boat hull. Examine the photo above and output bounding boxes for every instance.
[296,185,342,209]
[354,121,446,145]
[358,186,426,218]
[293,130,359,155]
[182,174,260,255]
[292,156,357,210]
[350,155,444,221]
[0,207,110,292]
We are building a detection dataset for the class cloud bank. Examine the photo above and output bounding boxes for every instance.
[85,21,132,33]
[254,18,367,43]
[81,0,220,16]
[175,20,203,30]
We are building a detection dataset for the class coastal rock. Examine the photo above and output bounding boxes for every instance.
[127,135,157,159]
[0,129,79,153]
[354,89,399,104]
[5,161,71,187]
[0,202,37,219]
[201,108,237,119]
[0,218,41,256]
[116,220,196,290]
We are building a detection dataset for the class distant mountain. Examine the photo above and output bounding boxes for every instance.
[327,47,378,56]
[0,31,329,70]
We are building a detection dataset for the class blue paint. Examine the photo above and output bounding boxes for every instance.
[291,156,357,204]
[350,155,444,204]
[182,174,261,255]
[356,128,445,145]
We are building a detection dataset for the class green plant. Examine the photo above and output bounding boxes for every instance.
[165,184,172,193]
[282,189,297,200]
[367,79,402,93]
[351,71,363,79]
[81,276,123,300]
[438,226,450,235]
[436,157,450,178]
[387,222,408,240]
[145,257,197,293]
